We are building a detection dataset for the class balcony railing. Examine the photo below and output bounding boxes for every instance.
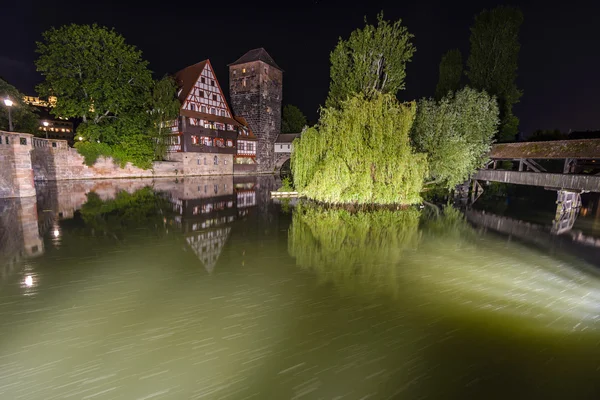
[32,137,69,149]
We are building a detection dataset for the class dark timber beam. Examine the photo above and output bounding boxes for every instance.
[474,169,600,191]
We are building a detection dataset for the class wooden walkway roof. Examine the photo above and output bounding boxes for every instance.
[490,139,600,159]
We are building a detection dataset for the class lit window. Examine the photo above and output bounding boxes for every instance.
[191,135,200,145]
[242,68,246,73]
[233,70,237,75]
[226,139,233,147]
[243,79,246,87]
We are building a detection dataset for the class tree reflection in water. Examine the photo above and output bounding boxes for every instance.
[289,203,600,334]
[289,203,421,298]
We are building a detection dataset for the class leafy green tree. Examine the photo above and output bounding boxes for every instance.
[36,24,158,168]
[0,79,39,133]
[466,6,523,142]
[292,92,427,205]
[326,13,416,109]
[435,49,463,100]
[281,104,307,133]
[412,87,499,190]
[36,24,152,126]
[148,76,181,160]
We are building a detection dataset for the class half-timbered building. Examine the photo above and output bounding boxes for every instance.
[167,59,259,174]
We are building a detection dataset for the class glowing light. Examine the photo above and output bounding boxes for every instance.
[24,275,33,287]
[78,136,83,141]
[42,121,49,127]
[53,229,60,237]
[3,98,13,107]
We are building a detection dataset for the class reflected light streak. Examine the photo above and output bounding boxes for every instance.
[24,275,33,288]
[406,238,600,333]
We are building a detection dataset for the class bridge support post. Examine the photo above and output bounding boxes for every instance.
[552,190,582,234]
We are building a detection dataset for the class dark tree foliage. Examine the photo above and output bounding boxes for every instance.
[435,49,463,100]
[527,129,566,142]
[326,12,415,109]
[281,104,307,133]
[0,79,39,133]
[467,6,523,142]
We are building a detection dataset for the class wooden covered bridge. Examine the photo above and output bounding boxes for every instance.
[474,139,600,191]
[467,139,600,234]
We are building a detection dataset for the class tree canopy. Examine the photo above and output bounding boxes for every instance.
[292,92,427,205]
[412,87,499,190]
[326,13,415,109]
[0,79,39,134]
[147,76,181,160]
[281,104,307,133]
[435,49,463,100]
[466,6,523,142]
[35,24,178,168]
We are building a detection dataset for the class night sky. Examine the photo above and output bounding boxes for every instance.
[2,0,599,134]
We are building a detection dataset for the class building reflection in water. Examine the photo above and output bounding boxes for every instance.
[161,176,258,273]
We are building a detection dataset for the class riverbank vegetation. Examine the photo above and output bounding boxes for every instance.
[292,12,501,205]
[35,24,180,168]
[0,79,39,133]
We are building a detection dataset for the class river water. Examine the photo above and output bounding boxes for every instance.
[0,176,599,399]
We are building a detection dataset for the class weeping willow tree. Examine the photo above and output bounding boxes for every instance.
[289,203,421,298]
[292,93,427,205]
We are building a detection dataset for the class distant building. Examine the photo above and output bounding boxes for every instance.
[23,95,74,142]
[229,48,283,172]
[274,133,300,154]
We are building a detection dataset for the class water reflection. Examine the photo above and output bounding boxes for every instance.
[289,203,600,333]
[0,179,600,398]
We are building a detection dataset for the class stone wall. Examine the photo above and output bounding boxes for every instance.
[2,132,259,198]
[31,139,233,182]
[0,132,36,198]
[229,61,283,173]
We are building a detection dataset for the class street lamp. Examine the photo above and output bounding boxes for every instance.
[3,98,13,132]
[42,121,49,139]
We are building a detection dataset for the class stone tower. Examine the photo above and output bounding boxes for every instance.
[228,48,283,172]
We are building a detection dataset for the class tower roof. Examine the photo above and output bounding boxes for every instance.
[228,48,283,71]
